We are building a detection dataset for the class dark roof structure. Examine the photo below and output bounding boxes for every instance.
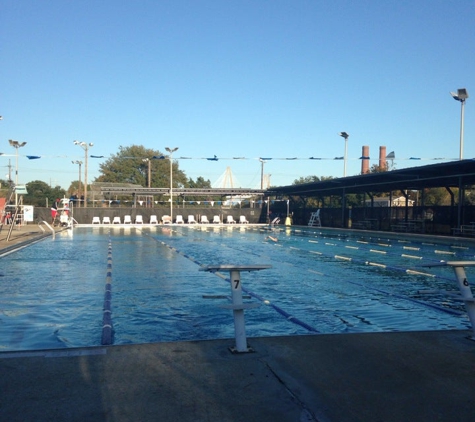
[267,160,475,197]
[93,160,475,200]
[96,185,266,197]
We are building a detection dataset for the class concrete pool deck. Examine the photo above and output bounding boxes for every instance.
[1,331,474,422]
[1,226,475,421]
[0,223,56,255]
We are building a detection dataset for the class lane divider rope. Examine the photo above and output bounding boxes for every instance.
[101,234,113,345]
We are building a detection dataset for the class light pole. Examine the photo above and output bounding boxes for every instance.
[142,158,152,208]
[259,158,266,189]
[339,132,349,177]
[8,139,27,208]
[142,158,151,187]
[165,147,178,222]
[74,141,93,207]
[450,88,469,160]
[72,160,83,202]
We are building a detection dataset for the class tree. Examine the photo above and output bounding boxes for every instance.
[0,178,12,200]
[368,162,390,173]
[67,180,81,196]
[184,176,212,202]
[423,187,453,206]
[290,175,323,208]
[25,180,66,207]
[293,175,320,185]
[186,176,212,189]
[95,145,188,188]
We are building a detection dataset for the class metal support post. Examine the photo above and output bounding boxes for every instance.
[230,269,247,352]
[201,264,271,353]
[450,262,475,339]
[424,261,475,340]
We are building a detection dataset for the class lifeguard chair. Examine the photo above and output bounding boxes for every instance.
[308,210,321,227]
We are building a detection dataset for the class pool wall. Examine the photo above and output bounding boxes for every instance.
[33,206,268,225]
[32,203,475,238]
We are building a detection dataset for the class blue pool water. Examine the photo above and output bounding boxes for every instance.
[0,226,473,351]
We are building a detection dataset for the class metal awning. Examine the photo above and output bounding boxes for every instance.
[267,160,475,197]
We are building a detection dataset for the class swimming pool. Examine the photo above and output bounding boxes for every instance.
[0,225,473,351]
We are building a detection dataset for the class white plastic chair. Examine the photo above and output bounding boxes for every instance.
[92,216,101,224]
[175,215,184,224]
[60,213,69,227]
[112,216,121,224]
[226,215,236,224]
[162,215,171,224]
[150,215,158,224]
[200,215,209,224]
[103,216,111,224]
[135,215,143,224]
[239,215,249,224]
[187,215,197,224]
[212,215,220,224]
[124,215,132,224]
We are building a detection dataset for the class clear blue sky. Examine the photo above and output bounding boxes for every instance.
[1,0,474,190]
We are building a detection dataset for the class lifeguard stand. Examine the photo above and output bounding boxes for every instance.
[308,209,321,227]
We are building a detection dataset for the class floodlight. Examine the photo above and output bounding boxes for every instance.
[450,88,469,102]
[450,88,469,159]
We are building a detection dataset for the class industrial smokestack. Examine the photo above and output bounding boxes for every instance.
[361,146,370,174]
[379,146,387,170]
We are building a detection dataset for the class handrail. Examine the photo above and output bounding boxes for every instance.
[38,221,55,240]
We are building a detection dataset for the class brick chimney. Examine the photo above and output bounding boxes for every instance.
[361,146,370,174]
[379,146,387,169]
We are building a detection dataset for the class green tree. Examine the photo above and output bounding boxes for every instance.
[95,145,188,188]
[369,162,390,173]
[423,187,453,206]
[290,175,322,208]
[0,179,12,200]
[67,181,81,196]
[184,176,213,202]
[25,180,66,207]
[293,175,320,185]
[186,176,212,189]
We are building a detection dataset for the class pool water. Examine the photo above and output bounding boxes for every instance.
[0,226,473,351]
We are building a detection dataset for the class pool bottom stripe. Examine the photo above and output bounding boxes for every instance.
[154,236,320,334]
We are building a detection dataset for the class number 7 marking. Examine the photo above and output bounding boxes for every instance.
[233,279,240,289]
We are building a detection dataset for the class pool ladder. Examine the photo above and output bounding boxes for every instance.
[38,221,55,240]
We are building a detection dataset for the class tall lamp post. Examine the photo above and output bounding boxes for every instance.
[142,158,151,187]
[72,160,83,203]
[8,139,27,207]
[259,158,266,189]
[450,88,469,160]
[165,147,179,222]
[339,132,349,177]
[74,140,93,207]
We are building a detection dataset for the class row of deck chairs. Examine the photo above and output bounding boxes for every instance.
[92,215,158,224]
[92,215,250,224]
[172,215,249,224]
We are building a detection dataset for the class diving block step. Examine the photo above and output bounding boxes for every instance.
[219,303,261,310]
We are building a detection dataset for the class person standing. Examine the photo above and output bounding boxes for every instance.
[51,198,59,224]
